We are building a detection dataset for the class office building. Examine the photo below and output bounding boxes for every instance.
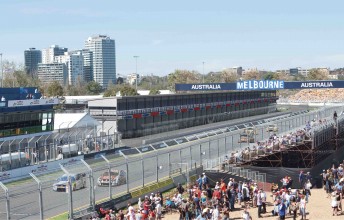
[37,63,67,85]
[24,48,42,75]
[85,35,116,88]
[228,66,243,75]
[127,73,140,85]
[82,49,93,82]
[55,51,84,85]
[42,45,68,64]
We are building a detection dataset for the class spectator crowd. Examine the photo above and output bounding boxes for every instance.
[287,89,344,103]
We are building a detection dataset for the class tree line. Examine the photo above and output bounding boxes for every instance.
[1,60,333,97]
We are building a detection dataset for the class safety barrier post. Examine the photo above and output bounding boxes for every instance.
[81,159,95,210]
[100,155,113,200]
[0,182,10,220]
[59,164,73,220]
[29,173,44,220]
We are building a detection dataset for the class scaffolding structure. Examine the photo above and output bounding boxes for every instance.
[239,117,344,168]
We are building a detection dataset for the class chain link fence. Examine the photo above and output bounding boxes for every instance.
[0,106,342,219]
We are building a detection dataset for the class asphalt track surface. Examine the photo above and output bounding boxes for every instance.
[0,105,323,219]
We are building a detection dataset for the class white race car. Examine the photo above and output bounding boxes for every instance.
[53,173,86,192]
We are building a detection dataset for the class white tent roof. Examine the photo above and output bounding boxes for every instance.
[54,113,100,130]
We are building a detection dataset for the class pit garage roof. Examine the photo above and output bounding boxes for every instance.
[54,112,101,130]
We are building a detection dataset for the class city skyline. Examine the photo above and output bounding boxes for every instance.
[1,0,344,76]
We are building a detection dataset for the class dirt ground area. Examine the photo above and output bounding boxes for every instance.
[163,188,343,220]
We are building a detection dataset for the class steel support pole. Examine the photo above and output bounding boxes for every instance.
[217,139,220,160]
[0,182,10,220]
[142,157,145,187]
[126,160,129,193]
[189,146,192,169]
[68,176,73,220]
[199,144,202,166]
[168,153,171,177]
[231,135,234,151]
[30,173,44,220]
[179,150,182,173]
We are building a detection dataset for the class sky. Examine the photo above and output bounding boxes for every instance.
[1,0,344,76]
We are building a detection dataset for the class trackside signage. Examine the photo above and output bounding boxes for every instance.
[236,80,284,90]
[7,98,59,107]
[0,155,84,183]
[175,80,344,91]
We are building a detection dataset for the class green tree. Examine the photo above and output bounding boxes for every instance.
[262,72,275,80]
[149,88,160,95]
[293,73,307,81]
[3,70,41,87]
[167,70,201,90]
[86,81,102,95]
[120,85,138,96]
[64,77,88,96]
[242,69,263,80]
[221,69,238,82]
[307,68,329,80]
[103,84,138,97]
[47,81,64,97]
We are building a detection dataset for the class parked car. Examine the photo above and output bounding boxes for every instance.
[53,173,86,192]
[266,124,278,132]
[97,170,126,186]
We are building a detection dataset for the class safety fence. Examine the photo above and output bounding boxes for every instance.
[0,106,342,219]
[0,125,121,172]
[225,166,270,192]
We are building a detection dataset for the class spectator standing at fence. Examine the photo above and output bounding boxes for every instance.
[281,176,289,189]
[321,169,327,188]
[202,173,208,186]
[177,183,185,194]
[299,171,305,189]
[261,188,267,213]
[305,172,311,183]
[197,175,203,190]
[242,183,250,207]
[304,179,312,203]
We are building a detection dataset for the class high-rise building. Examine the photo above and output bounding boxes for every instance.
[42,45,68,64]
[82,49,93,82]
[55,51,84,85]
[24,48,42,75]
[37,63,67,85]
[85,35,116,88]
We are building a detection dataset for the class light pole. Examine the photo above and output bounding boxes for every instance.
[0,53,3,87]
[133,56,139,91]
[202,61,205,83]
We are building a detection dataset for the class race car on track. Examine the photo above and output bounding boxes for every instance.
[97,170,126,186]
[266,124,278,132]
[53,173,86,192]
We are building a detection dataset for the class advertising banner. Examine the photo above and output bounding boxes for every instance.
[175,80,344,91]
[7,98,59,107]
[0,155,84,183]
